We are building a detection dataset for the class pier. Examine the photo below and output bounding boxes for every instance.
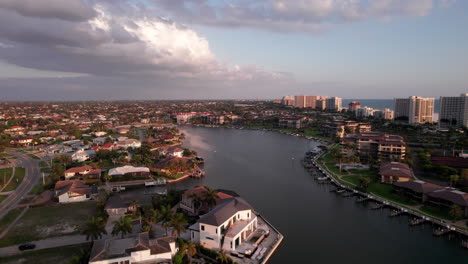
[301,149,468,248]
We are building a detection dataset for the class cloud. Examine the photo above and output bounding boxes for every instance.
[151,0,457,33]
[0,0,97,22]
[0,0,286,81]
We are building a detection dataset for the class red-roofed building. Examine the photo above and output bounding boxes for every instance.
[64,165,101,180]
[379,162,414,184]
[180,186,234,215]
[55,180,91,203]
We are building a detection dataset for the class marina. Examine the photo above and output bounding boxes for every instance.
[176,126,468,263]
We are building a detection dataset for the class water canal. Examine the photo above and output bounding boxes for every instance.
[171,126,468,263]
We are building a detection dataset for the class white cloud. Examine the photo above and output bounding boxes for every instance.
[0,0,285,82]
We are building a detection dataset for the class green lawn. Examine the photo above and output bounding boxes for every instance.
[3,168,26,192]
[342,176,361,186]
[0,202,98,247]
[27,154,40,160]
[39,161,49,168]
[302,127,332,140]
[0,208,23,232]
[0,195,6,203]
[0,168,13,188]
[420,205,454,221]
[0,243,91,264]
[368,183,418,206]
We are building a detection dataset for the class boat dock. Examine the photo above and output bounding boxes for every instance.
[302,150,468,248]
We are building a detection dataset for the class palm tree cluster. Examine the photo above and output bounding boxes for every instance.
[82,217,107,241]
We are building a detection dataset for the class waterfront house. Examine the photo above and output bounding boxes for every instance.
[89,233,177,264]
[379,162,414,184]
[104,195,130,216]
[108,165,150,178]
[393,180,443,202]
[64,165,101,180]
[54,180,92,203]
[158,146,184,157]
[189,196,258,252]
[426,189,468,217]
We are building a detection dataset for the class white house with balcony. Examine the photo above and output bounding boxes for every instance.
[189,197,258,252]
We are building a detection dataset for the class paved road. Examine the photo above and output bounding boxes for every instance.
[0,234,89,256]
[0,150,41,219]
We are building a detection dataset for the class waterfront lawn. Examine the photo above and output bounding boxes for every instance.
[302,127,332,140]
[341,176,360,186]
[0,202,98,247]
[0,243,91,264]
[420,205,453,221]
[368,183,418,206]
[3,168,26,192]
[319,151,345,176]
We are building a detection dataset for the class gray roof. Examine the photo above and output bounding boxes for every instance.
[198,197,253,226]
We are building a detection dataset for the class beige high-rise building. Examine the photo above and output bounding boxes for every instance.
[408,96,434,124]
[394,96,434,124]
[316,98,326,110]
[294,95,306,108]
[326,97,342,111]
[281,95,295,106]
[305,95,319,108]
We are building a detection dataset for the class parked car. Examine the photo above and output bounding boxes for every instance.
[18,243,36,251]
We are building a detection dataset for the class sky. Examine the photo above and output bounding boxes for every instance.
[0,0,467,100]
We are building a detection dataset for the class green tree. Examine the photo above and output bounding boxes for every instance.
[202,186,219,210]
[181,241,197,264]
[358,176,371,191]
[168,212,187,237]
[450,174,459,187]
[82,217,107,241]
[216,253,231,264]
[112,216,132,238]
[156,205,174,235]
[449,205,463,220]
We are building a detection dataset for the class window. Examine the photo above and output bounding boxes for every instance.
[247,212,250,218]
[216,228,218,234]
[201,225,205,231]
[192,232,194,238]
[206,237,214,240]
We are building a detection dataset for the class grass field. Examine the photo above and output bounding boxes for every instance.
[27,154,40,160]
[0,168,13,189]
[0,243,91,264]
[0,208,23,233]
[368,183,418,206]
[0,202,98,247]
[3,168,26,192]
[39,161,49,168]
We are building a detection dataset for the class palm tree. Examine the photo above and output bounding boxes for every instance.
[449,205,463,220]
[156,205,173,235]
[112,216,133,238]
[82,217,107,241]
[216,252,230,264]
[168,212,187,237]
[182,241,197,264]
[449,174,460,187]
[203,186,219,210]
[129,200,140,215]
[189,193,203,213]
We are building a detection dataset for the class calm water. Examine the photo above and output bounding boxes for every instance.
[171,126,467,264]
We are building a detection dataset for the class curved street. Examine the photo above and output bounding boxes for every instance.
[0,150,41,220]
